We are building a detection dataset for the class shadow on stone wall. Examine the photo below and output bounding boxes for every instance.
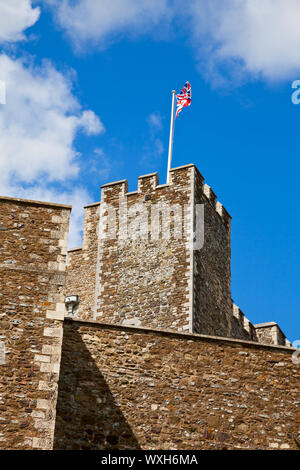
[53,324,140,450]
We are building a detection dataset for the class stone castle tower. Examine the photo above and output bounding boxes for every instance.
[66,163,288,345]
[0,163,298,451]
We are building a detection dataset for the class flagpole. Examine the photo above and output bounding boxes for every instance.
[167,90,176,184]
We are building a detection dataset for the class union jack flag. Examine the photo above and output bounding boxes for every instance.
[176,81,191,119]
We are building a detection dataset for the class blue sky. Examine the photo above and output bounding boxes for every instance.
[0,1,299,342]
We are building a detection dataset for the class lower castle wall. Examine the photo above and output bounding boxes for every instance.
[54,320,299,450]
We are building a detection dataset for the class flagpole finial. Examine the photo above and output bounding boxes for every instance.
[172,90,176,93]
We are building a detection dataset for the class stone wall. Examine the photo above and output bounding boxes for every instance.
[0,196,71,450]
[66,164,234,337]
[67,167,194,330]
[255,323,288,347]
[65,163,290,344]
[54,319,299,450]
[94,167,193,331]
[66,202,100,321]
[192,170,232,337]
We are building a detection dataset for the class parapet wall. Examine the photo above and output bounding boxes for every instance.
[0,196,71,450]
[230,303,258,342]
[54,319,299,450]
[255,322,290,347]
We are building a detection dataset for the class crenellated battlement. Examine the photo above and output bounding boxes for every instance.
[138,172,159,192]
[100,165,194,204]
[203,183,231,229]
[230,302,290,346]
[90,165,231,232]
[203,183,217,206]
[243,315,258,342]
[100,179,128,202]
[231,303,255,342]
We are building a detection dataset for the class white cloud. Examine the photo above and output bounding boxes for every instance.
[189,0,300,85]
[0,54,104,246]
[42,0,171,50]
[43,0,300,85]
[142,112,164,167]
[92,149,112,181]
[147,112,163,132]
[0,54,104,184]
[0,0,40,44]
